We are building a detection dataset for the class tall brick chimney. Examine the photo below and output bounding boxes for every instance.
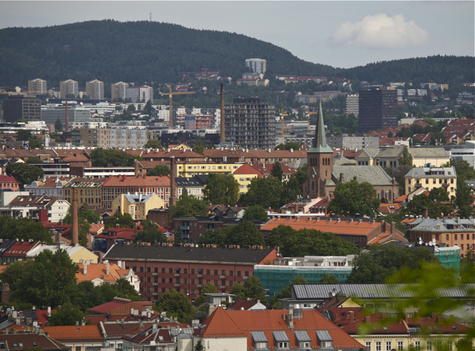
[220,84,225,143]
[170,156,176,207]
[65,99,69,133]
[72,188,79,245]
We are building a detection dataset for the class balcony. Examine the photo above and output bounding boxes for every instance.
[415,183,422,189]
[219,275,226,279]
[152,273,158,276]
[442,183,449,188]
[197,284,203,288]
[152,283,158,286]
[152,293,159,296]
[196,274,203,278]
[174,273,181,277]
[219,285,226,289]
[174,283,181,287]
[243,276,249,280]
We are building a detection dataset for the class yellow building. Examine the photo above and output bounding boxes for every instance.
[26,242,98,264]
[64,177,107,209]
[176,162,241,177]
[408,148,450,167]
[112,193,165,221]
[404,167,457,198]
[231,163,263,194]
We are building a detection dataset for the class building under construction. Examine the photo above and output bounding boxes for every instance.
[224,97,275,150]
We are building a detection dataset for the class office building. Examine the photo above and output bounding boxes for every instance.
[224,97,275,150]
[245,58,266,75]
[86,79,104,100]
[60,79,79,98]
[41,104,91,129]
[111,81,129,101]
[346,93,359,116]
[28,78,47,94]
[2,95,41,122]
[359,87,397,133]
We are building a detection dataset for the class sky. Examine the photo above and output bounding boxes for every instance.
[0,1,473,69]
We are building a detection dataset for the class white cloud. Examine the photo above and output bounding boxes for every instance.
[331,13,428,49]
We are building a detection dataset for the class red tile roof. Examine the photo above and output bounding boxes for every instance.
[43,325,103,341]
[103,174,172,188]
[3,241,40,257]
[233,164,262,177]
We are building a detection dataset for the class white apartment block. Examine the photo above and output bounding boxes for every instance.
[110,128,151,149]
[245,58,266,75]
[86,79,105,100]
[111,82,129,101]
[28,78,47,94]
[60,79,79,98]
[126,86,153,103]
[346,93,359,116]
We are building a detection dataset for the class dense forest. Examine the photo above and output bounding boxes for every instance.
[0,20,473,89]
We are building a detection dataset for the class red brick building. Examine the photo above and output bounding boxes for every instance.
[103,244,279,302]
[0,175,19,191]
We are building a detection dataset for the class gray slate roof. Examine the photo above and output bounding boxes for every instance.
[357,149,380,158]
[375,147,404,158]
[408,148,450,158]
[332,165,394,186]
[124,194,154,204]
[291,284,475,300]
[404,167,456,178]
[409,217,475,232]
[104,245,274,266]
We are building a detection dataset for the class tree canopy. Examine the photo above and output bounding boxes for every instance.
[143,139,163,149]
[198,221,265,248]
[240,176,284,210]
[104,211,135,229]
[269,275,308,308]
[203,174,239,206]
[243,205,268,222]
[90,148,143,167]
[153,288,194,323]
[169,190,208,223]
[0,216,53,244]
[193,138,205,155]
[146,164,170,176]
[134,220,167,244]
[346,243,440,284]
[6,162,44,190]
[327,177,380,218]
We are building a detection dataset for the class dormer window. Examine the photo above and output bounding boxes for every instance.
[316,331,333,349]
[251,331,268,350]
[273,331,290,349]
[295,331,311,349]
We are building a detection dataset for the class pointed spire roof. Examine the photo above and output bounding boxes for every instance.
[308,101,332,154]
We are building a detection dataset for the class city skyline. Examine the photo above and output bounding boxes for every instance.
[0,1,473,69]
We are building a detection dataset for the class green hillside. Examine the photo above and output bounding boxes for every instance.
[0,20,473,87]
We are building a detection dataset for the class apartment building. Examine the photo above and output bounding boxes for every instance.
[224,98,275,150]
[28,78,47,94]
[80,128,111,148]
[63,177,107,208]
[245,58,266,75]
[111,81,129,101]
[60,79,79,98]
[86,79,105,100]
[404,167,457,199]
[346,93,359,116]
[102,174,174,210]
[103,244,278,302]
[2,95,41,122]
[41,104,91,129]
[111,193,166,220]
[126,85,153,103]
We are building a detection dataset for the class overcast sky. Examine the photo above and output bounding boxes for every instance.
[0,1,473,68]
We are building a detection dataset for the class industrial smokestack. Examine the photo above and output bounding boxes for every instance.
[170,156,176,207]
[72,188,79,246]
[65,99,69,133]
[220,84,225,143]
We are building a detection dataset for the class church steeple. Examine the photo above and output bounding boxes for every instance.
[308,101,332,154]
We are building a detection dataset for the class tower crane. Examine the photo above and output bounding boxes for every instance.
[306,108,317,135]
[160,86,196,127]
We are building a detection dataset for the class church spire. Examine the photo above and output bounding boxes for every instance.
[309,101,332,153]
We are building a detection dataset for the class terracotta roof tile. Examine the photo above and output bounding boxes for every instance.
[43,325,103,341]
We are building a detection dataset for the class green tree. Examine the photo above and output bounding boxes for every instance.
[225,221,265,247]
[54,118,63,132]
[455,178,474,218]
[242,276,266,302]
[193,138,205,155]
[319,273,340,284]
[346,243,440,284]
[26,156,42,164]
[230,282,245,299]
[6,162,44,190]
[143,100,155,116]
[0,249,78,308]
[398,146,413,166]
[281,173,303,205]
[90,148,143,167]
[243,205,268,222]
[170,191,208,222]
[327,178,381,218]
[49,302,84,326]
[403,193,453,218]
[153,289,194,323]
[127,104,136,111]
[194,341,204,351]
[104,211,135,229]
[203,174,239,206]
[275,142,300,151]
[194,282,218,311]
[444,159,475,181]
[147,164,170,176]
[16,129,32,141]
[240,176,284,210]
[271,161,283,181]
[143,139,163,149]
[0,216,53,243]
[197,227,229,247]
[134,220,167,244]
[460,248,475,283]
[269,275,308,308]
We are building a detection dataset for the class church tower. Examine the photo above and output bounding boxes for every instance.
[303,101,333,198]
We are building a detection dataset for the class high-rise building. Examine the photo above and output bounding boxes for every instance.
[126,85,153,103]
[60,79,79,98]
[111,82,129,101]
[86,79,104,100]
[346,93,359,116]
[2,96,41,122]
[28,78,47,94]
[358,87,397,133]
[245,58,266,75]
[224,97,275,150]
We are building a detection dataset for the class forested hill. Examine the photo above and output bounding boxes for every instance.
[0,20,473,87]
[0,20,334,86]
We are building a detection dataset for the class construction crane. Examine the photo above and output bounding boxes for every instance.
[306,108,317,135]
[160,86,196,127]
[279,108,288,138]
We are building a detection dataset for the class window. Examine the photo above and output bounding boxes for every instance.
[376,342,381,351]
[237,271,241,276]
[415,341,420,350]
[398,341,404,351]
[278,342,288,349]
[366,342,372,351]
[162,268,166,273]
[169,268,173,273]
[214,270,218,275]
[140,267,144,272]
[426,341,432,351]
[386,341,392,351]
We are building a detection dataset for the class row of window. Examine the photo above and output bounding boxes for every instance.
[129,266,250,276]
[366,340,449,351]
[408,178,454,184]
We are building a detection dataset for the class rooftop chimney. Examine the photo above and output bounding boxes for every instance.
[83,261,88,276]
[72,188,79,246]
[65,99,69,133]
[170,156,176,207]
